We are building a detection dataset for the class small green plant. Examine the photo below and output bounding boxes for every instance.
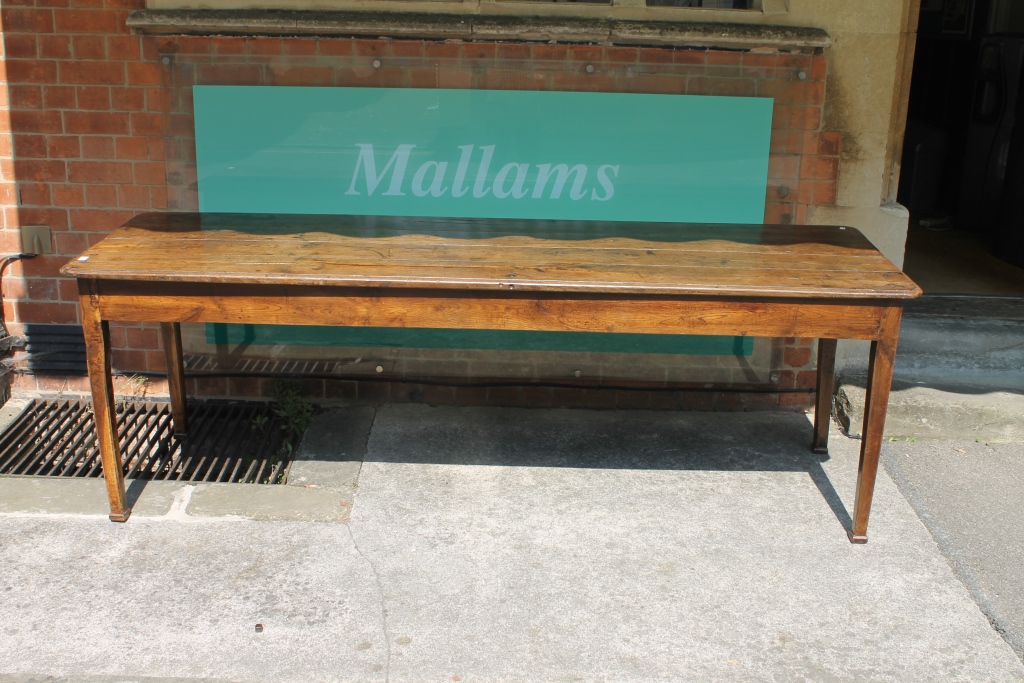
[238,382,316,483]
[251,414,269,432]
[271,380,314,455]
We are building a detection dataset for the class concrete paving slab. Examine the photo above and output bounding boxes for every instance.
[0,477,354,522]
[0,677,242,683]
[1,405,1021,682]
[350,405,1024,682]
[287,407,374,490]
[883,438,1024,659]
[0,477,182,517]
[0,518,387,682]
[0,398,32,433]
[187,481,352,522]
[0,407,373,522]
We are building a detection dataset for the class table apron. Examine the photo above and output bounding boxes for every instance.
[90,290,890,340]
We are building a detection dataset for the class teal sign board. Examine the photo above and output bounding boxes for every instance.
[193,86,773,354]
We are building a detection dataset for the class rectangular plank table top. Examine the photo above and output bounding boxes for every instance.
[62,211,920,542]
[61,213,922,301]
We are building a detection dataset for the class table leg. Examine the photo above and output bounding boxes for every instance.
[848,306,903,543]
[160,322,189,435]
[80,282,131,522]
[812,338,838,454]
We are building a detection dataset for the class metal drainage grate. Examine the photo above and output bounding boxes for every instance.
[0,399,294,484]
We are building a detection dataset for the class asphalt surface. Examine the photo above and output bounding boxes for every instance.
[882,437,1024,659]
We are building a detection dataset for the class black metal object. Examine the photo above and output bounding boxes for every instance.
[184,354,353,376]
[0,399,293,484]
[18,324,88,375]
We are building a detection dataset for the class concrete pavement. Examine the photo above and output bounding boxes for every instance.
[1,405,1022,682]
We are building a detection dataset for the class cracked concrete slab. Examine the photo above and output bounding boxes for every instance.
[1,405,1022,682]
[344,405,1024,681]
[0,518,388,682]
[287,407,373,490]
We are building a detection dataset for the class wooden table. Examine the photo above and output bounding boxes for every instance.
[61,212,921,542]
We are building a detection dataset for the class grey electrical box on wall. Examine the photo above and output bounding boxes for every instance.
[20,225,52,255]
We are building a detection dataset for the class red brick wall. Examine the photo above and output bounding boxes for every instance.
[0,0,838,409]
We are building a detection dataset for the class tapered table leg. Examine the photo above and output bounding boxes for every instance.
[848,306,903,543]
[79,280,130,522]
[160,322,188,435]
[812,338,838,454]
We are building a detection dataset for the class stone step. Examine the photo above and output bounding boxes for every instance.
[834,302,1024,442]
[892,315,1024,391]
[834,380,1024,443]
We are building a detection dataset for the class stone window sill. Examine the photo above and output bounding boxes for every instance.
[127,8,830,51]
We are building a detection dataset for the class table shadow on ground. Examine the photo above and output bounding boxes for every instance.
[359,407,853,534]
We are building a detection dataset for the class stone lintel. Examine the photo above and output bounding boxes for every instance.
[127,9,831,52]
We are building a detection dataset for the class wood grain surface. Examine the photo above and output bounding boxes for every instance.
[89,285,890,340]
[61,213,922,300]
[66,212,917,540]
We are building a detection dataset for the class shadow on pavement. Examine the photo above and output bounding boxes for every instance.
[358,406,855,535]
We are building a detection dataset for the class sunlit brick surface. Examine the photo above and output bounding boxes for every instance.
[0,1,836,410]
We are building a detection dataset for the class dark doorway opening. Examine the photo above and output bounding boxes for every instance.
[899,0,1024,303]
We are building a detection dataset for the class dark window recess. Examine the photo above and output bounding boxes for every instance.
[646,0,752,7]
[18,324,87,375]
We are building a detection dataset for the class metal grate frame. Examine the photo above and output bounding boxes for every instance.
[0,399,294,484]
